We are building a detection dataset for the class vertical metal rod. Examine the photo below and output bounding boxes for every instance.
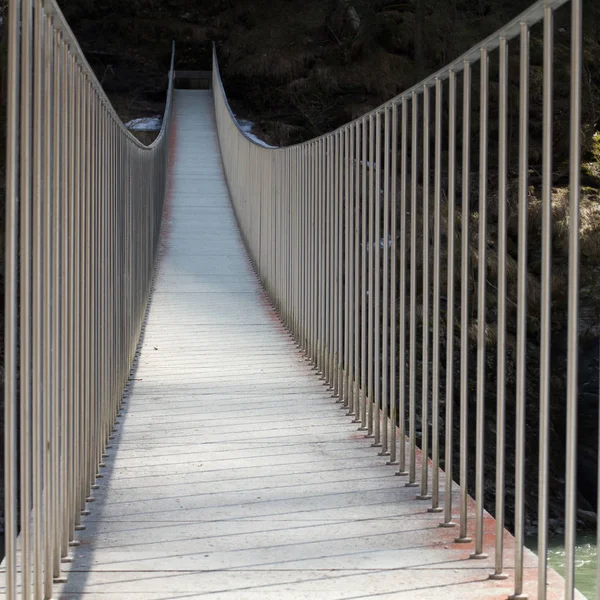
[389,101,398,465]
[66,54,75,535]
[292,151,302,340]
[456,61,472,543]
[112,118,118,452]
[333,134,339,393]
[314,141,322,366]
[31,3,45,593]
[353,122,361,422]
[338,130,345,398]
[91,77,99,510]
[313,143,319,364]
[430,77,443,513]
[299,150,304,351]
[300,146,304,348]
[367,115,375,437]
[407,91,419,488]
[293,152,302,343]
[472,47,489,560]
[20,0,34,594]
[491,36,509,578]
[360,118,368,430]
[329,137,335,385]
[322,139,328,379]
[398,97,409,476]
[291,148,296,337]
[322,139,327,376]
[73,62,83,535]
[373,111,382,447]
[320,144,325,378]
[314,142,319,363]
[344,128,351,407]
[381,106,391,456]
[324,140,329,376]
[308,146,313,357]
[51,27,63,579]
[329,138,336,379]
[319,148,324,379]
[537,5,554,596]
[43,14,56,596]
[302,148,307,350]
[305,146,309,354]
[323,143,328,365]
[76,67,86,527]
[287,152,292,332]
[327,143,332,370]
[441,70,457,527]
[59,36,70,562]
[4,0,21,594]
[292,149,296,336]
[347,125,355,416]
[565,1,581,597]
[419,84,431,500]
[513,21,530,598]
[304,146,310,356]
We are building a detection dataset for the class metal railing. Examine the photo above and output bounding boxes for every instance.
[213,1,585,597]
[3,1,174,598]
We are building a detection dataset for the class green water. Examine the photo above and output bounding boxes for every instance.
[527,535,597,599]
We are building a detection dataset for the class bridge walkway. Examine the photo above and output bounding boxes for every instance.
[56,90,539,599]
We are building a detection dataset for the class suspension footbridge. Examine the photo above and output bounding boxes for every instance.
[1,0,592,598]
[52,89,541,600]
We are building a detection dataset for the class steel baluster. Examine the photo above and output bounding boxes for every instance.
[373,112,382,447]
[4,0,22,593]
[419,84,431,501]
[353,123,361,422]
[381,107,391,456]
[20,0,34,593]
[388,102,398,465]
[407,92,419,488]
[537,4,554,596]
[360,118,368,431]
[491,38,509,577]
[347,125,356,416]
[472,46,489,560]
[456,61,472,544]
[565,1,582,598]
[397,97,409,477]
[513,22,531,599]
[441,70,457,528]
[367,116,375,437]
[430,77,443,513]
[31,3,45,592]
